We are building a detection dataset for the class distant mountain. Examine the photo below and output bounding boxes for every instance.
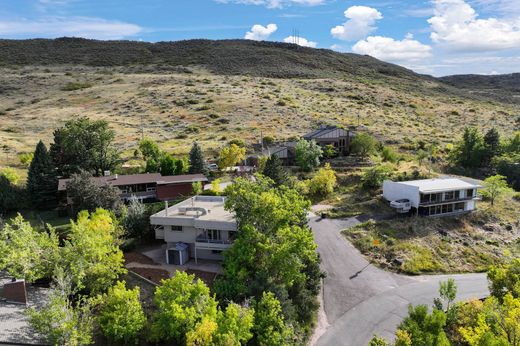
[0,37,424,80]
[0,38,517,103]
[439,73,520,104]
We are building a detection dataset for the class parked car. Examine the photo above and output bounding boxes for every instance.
[207,163,218,171]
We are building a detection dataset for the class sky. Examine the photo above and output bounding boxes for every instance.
[0,0,519,76]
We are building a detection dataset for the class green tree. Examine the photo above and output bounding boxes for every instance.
[50,117,120,177]
[97,281,146,343]
[416,150,429,167]
[28,288,94,346]
[482,174,511,206]
[483,128,501,166]
[189,142,207,175]
[211,178,222,195]
[213,303,255,346]
[450,127,485,169]
[308,163,336,197]
[381,146,399,163]
[0,214,59,282]
[493,153,520,191]
[398,305,450,346]
[18,152,34,167]
[151,271,218,344]
[138,138,161,162]
[27,140,57,209]
[263,155,288,186]
[159,153,177,176]
[0,167,20,184]
[361,165,393,190]
[488,258,520,302]
[351,133,378,158]
[192,181,203,195]
[66,171,121,213]
[295,139,322,172]
[369,335,390,346]
[61,209,126,295]
[253,292,294,346]
[439,278,457,312]
[218,143,246,170]
[0,175,27,212]
[122,196,148,238]
[322,144,338,159]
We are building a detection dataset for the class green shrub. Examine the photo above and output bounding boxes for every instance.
[62,82,92,91]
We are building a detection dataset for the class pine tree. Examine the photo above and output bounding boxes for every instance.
[27,141,57,209]
[484,127,501,167]
[262,155,288,186]
[189,142,206,175]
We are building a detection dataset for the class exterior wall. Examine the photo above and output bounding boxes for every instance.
[466,200,476,211]
[164,225,199,243]
[383,181,420,208]
[156,183,194,200]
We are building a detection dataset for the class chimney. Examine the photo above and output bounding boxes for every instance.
[104,170,110,176]
[114,174,118,179]
[165,200,169,216]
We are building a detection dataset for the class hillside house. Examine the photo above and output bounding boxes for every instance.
[383,178,481,216]
[58,173,208,204]
[303,125,354,155]
[150,196,237,263]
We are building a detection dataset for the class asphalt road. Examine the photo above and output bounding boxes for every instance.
[309,215,489,346]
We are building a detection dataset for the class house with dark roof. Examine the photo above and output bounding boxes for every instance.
[303,125,354,155]
[58,173,208,204]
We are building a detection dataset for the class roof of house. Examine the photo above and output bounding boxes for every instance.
[303,125,350,140]
[395,178,481,193]
[58,173,208,191]
[151,196,235,224]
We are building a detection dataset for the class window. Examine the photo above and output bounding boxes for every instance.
[444,191,454,201]
[454,202,465,211]
[171,225,183,232]
[206,229,221,241]
[212,250,223,254]
[420,194,430,203]
[228,231,237,241]
[466,189,475,198]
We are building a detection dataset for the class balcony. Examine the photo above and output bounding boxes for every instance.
[195,235,233,250]
[419,196,477,206]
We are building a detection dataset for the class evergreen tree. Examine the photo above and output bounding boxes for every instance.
[483,127,501,167]
[263,155,288,186]
[27,141,57,209]
[189,142,206,175]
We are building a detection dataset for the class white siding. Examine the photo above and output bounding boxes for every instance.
[383,181,420,208]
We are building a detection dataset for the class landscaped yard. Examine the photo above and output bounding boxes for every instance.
[343,192,520,274]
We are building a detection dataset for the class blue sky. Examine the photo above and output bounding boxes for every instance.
[1,0,519,76]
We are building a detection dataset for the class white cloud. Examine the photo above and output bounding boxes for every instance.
[283,35,317,47]
[244,23,277,41]
[331,6,383,41]
[0,17,142,40]
[352,35,432,63]
[215,0,326,9]
[428,0,520,51]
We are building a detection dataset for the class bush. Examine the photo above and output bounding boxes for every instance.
[97,281,146,343]
[61,82,92,91]
[308,163,336,197]
[351,133,378,158]
[361,165,393,190]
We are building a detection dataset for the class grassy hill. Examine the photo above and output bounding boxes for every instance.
[0,38,518,175]
[0,38,423,80]
[440,73,520,104]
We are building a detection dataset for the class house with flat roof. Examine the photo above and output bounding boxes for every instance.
[383,178,481,216]
[58,173,208,204]
[150,196,237,263]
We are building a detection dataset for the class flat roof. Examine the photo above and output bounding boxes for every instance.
[151,196,235,223]
[396,178,481,192]
[58,173,207,191]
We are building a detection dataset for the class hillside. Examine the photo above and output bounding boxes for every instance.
[440,73,520,104]
[0,38,518,174]
[0,38,423,80]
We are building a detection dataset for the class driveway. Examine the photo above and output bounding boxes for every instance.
[309,215,489,346]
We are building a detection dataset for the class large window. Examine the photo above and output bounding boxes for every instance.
[171,225,183,232]
[206,229,222,241]
[466,189,475,198]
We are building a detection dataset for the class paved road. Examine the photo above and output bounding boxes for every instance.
[309,215,489,346]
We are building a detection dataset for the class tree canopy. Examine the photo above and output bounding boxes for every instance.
[295,139,322,172]
[27,140,57,209]
[66,171,121,213]
[50,117,120,177]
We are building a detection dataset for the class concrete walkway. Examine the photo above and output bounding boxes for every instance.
[310,215,489,346]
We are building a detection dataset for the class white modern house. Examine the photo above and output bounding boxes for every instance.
[383,178,481,216]
[150,196,237,264]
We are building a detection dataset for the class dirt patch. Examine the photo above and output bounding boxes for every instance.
[129,267,170,284]
[124,252,157,265]
[186,269,219,288]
